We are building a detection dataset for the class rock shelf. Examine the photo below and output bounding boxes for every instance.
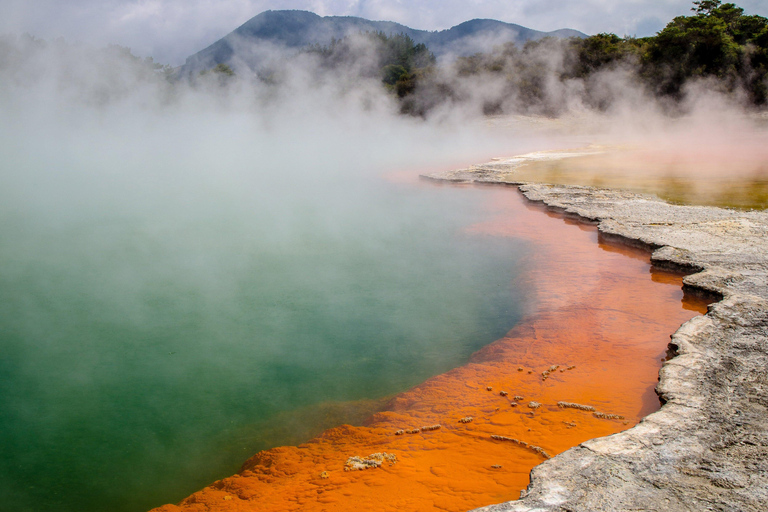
[424,165,768,512]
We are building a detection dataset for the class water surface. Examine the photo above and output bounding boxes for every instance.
[157,185,710,512]
[0,173,531,512]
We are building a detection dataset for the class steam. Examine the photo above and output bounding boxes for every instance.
[1,21,766,512]
[0,33,541,512]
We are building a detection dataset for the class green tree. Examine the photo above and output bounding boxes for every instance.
[381,64,409,86]
[570,33,642,77]
[643,1,768,102]
[198,62,236,87]
[303,31,435,98]
[692,0,722,15]
[211,63,235,76]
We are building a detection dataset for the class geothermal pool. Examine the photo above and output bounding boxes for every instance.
[150,179,709,512]
[0,173,532,512]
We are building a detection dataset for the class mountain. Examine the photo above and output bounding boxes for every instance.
[181,10,587,75]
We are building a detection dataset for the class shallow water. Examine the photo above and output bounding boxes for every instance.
[0,174,531,512]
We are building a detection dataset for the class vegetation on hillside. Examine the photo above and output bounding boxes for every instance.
[414,0,767,115]
[208,0,761,116]
[302,31,436,97]
[643,0,768,102]
[2,1,766,116]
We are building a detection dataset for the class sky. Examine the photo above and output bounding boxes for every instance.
[2,0,768,66]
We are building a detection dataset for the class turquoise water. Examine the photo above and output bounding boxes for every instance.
[0,172,531,511]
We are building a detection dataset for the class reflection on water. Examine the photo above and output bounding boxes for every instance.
[515,148,768,210]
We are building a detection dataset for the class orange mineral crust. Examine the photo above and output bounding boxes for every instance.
[152,184,708,512]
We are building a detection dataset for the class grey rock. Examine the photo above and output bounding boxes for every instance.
[424,169,768,512]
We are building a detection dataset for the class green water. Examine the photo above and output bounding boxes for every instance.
[0,175,530,511]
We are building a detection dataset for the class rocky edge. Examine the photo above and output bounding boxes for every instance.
[424,167,768,512]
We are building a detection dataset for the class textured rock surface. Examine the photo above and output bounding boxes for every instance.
[425,168,768,512]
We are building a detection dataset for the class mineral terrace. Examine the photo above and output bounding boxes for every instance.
[426,160,768,512]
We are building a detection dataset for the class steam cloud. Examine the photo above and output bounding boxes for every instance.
[0,22,766,512]
[0,33,540,512]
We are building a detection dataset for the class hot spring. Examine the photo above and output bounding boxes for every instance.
[0,57,708,512]
[0,98,539,511]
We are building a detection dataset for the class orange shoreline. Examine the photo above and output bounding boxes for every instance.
[153,183,708,512]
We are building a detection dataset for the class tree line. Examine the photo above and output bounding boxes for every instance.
[4,1,765,115]
[302,31,436,97]
[409,0,768,115]
[252,1,767,115]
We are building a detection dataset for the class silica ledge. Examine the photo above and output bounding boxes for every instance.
[423,171,768,512]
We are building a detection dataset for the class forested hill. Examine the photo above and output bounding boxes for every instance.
[441,0,768,112]
[176,1,766,115]
[181,10,585,75]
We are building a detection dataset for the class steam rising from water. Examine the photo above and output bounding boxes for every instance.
[0,37,543,512]
[1,31,766,512]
